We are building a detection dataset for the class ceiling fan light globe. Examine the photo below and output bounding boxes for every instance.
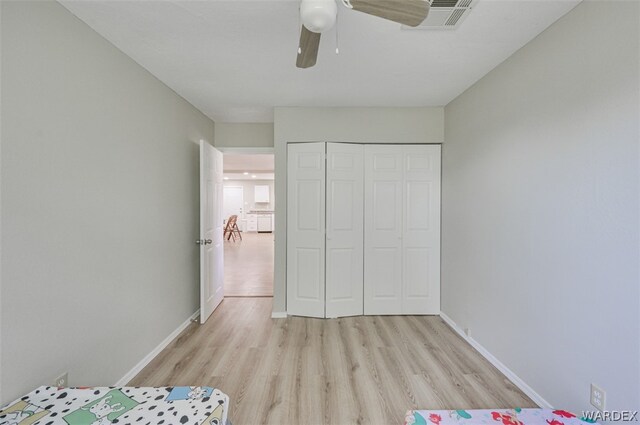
[300,0,337,33]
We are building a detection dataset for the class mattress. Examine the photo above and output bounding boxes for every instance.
[0,385,229,425]
[405,408,600,425]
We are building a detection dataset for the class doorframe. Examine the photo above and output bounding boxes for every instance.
[219,147,276,297]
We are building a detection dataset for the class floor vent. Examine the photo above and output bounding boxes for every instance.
[402,0,476,30]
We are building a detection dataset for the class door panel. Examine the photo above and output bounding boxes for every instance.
[223,186,244,229]
[372,181,400,230]
[200,141,224,324]
[402,145,441,314]
[404,247,431,297]
[369,247,401,297]
[327,248,354,299]
[326,143,364,318]
[295,248,323,299]
[287,143,326,318]
[364,145,403,315]
[297,181,322,230]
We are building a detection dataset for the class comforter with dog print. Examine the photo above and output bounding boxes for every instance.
[0,386,229,425]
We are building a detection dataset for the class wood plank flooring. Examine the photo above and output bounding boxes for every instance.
[130,298,536,425]
[224,232,273,297]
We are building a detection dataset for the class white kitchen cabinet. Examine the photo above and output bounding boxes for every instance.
[254,185,270,203]
[246,214,258,232]
[257,215,272,232]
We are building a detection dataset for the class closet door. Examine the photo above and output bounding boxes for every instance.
[326,143,364,318]
[402,145,441,314]
[364,145,403,315]
[287,143,326,318]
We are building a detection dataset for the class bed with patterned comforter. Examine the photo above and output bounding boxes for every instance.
[405,408,600,425]
[0,386,229,425]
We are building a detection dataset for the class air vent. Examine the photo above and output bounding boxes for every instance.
[431,0,458,7]
[445,8,465,26]
[402,0,476,30]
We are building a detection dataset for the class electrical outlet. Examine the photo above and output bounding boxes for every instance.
[590,383,606,411]
[54,372,68,387]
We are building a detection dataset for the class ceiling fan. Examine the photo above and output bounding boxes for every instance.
[296,0,430,68]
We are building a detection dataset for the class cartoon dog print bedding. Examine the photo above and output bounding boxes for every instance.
[0,386,229,425]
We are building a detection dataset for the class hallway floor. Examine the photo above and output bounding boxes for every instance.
[224,232,274,297]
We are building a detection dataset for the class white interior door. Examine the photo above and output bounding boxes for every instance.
[402,145,441,314]
[325,143,364,318]
[200,141,224,324]
[364,145,403,315]
[287,143,326,318]
[223,186,244,229]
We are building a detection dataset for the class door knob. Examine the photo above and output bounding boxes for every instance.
[204,239,213,245]
[196,239,204,245]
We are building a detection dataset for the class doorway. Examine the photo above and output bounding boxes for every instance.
[221,151,275,297]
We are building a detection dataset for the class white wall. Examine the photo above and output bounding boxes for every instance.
[273,107,444,313]
[1,1,214,403]
[224,179,275,216]
[0,0,3,404]
[215,123,274,148]
[443,0,639,412]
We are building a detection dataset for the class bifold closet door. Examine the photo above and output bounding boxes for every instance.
[287,142,326,318]
[364,144,441,315]
[364,146,404,314]
[325,143,364,318]
[402,145,441,314]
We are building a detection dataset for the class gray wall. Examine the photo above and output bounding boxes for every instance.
[0,0,3,404]
[214,123,274,148]
[1,1,214,403]
[273,107,444,312]
[443,0,639,412]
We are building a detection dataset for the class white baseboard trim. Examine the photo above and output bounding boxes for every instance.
[439,312,553,409]
[115,309,200,386]
[271,312,287,319]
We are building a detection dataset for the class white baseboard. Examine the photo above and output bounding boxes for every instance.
[439,312,552,409]
[115,309,200,386]
[271,312,287,319]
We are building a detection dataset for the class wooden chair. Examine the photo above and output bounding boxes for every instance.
[223,215,242,241]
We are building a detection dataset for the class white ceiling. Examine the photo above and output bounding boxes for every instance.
[60,0,580,123]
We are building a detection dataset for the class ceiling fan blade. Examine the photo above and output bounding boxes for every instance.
[296,26,321,69]
[349,0,430,27]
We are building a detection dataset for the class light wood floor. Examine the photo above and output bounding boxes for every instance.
[224,232,273,297]
[130,298,536,425]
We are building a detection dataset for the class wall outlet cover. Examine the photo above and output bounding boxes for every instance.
[54,372,68,387]
[590,383,606,411]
